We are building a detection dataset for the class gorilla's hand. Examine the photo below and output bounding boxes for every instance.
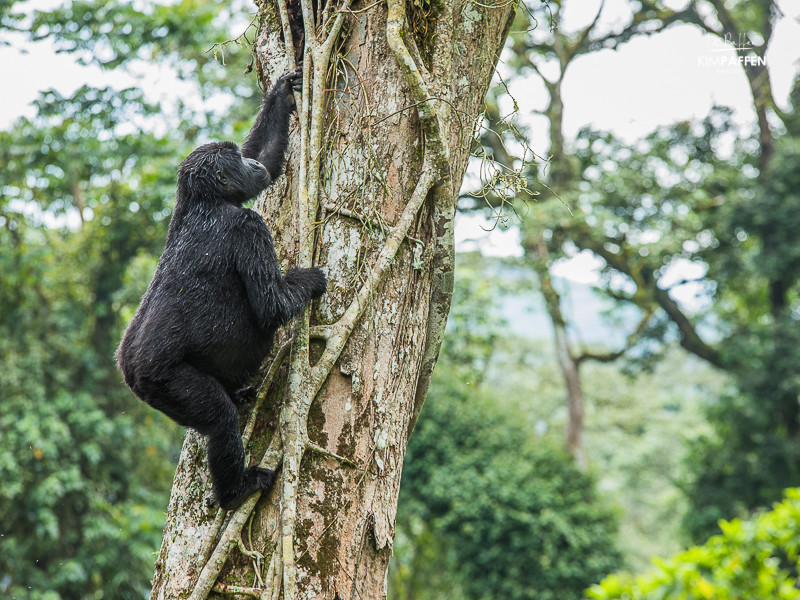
[277,67,303,111]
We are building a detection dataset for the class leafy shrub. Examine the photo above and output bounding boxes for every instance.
[588,488,800,600]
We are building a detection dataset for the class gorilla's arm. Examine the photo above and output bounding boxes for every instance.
[240,69,302,183]
[235,210,326,330]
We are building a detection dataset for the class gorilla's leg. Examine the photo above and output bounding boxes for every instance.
[231,385,258,406]
[138,363,275,510]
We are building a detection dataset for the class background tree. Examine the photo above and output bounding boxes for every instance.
[476,0,800,541]
[473,0,709,467]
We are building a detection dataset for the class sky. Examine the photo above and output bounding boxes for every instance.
[2,0,800,292]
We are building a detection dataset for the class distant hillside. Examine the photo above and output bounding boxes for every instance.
[454,252,643,347]
[500,277,643,345]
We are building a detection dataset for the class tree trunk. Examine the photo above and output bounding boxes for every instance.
[147,1,515,599]
[528,235,588,469]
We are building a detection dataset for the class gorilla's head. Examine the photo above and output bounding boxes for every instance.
[178,141,270,205]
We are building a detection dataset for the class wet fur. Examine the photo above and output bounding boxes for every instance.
[117,70,326,510]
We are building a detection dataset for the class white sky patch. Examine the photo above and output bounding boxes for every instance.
[561,26,757,142]
[658,258,711,312]
[0,31,210,131]
[8,198,83,229]
[550,250,604,285]
[454,213,523,258]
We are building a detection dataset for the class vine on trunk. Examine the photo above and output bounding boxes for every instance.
[185,0,453,597]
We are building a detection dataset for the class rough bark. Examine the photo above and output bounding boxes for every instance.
[147,1,515,599]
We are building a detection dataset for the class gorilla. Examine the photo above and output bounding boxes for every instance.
[117,68,327,510]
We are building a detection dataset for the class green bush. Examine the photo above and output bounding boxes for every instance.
[588,488,800,600]
[0,390,172,599]
[394,389,621,600]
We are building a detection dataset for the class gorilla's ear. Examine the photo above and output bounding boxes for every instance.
[216,169,228,185]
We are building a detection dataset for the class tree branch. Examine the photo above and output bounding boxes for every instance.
[562,0,605,67]
[583,4,702,54]
[593,244,724,369]
[575,308,654,366]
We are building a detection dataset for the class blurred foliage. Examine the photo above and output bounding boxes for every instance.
[0,0,22,34]
[391,257,624,600]
[0,0,261,597]
[544,100,800,541]
[588,487,800,600]
[394,390,622,600]
[483,337,722,569]
[0,185,179,598]
[27,0,263,106]
[532,104,800,542]
[0,392,172,599]
[524,106,753,368]
[478,0,800,546]
[419,0,800,589]
[682,126,800,540]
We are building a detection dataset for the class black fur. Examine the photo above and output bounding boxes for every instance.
[117,69,326,511]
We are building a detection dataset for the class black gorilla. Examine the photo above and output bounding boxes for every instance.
[117,69,327,510]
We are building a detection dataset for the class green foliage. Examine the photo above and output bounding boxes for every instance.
[0,392,171,599]
[683,312,800,539]
[0,0,23,34]
[682,123,800,541]
[394,381,622,600]
[727,137,800,296]
[26,0,263,135]
[588,488,800,600]
[466,318,724,570]
[0,209,178,598]
[399,394,622,600]
[578,351,721,568]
